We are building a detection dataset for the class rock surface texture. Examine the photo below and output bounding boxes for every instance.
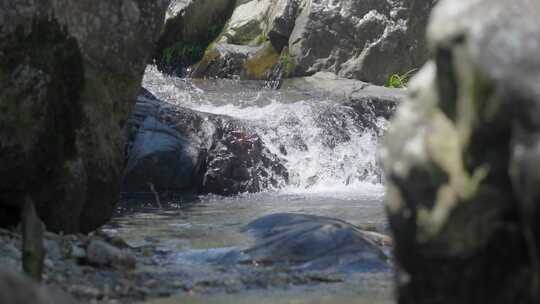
[383,0,540,303]
[0,1,168,233]
[123,89,289,196]
[237,213,390,272]
[176,0,436,84]
[153,0,236,75]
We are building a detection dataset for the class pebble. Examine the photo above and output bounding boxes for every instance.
[86,240,136,270]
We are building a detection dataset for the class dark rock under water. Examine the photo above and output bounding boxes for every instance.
[226,213,390,273]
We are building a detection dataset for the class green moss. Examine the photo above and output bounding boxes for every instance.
[278,48,295,78]
[385,69,417,88]
[243,43,279,79]
[253,34,268,46]
[162,41,207,67]
[154,1,237,75]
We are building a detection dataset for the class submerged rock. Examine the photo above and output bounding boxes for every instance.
[233,213,389,272]
[123,90,289,195]
[0,1,168,233]
[383,0,540,303]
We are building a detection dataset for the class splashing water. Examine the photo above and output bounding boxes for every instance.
[142,66,387,194]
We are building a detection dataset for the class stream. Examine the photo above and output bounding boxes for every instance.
[107,66,394,303]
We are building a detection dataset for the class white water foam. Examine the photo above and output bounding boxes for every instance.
[142,66,386,195]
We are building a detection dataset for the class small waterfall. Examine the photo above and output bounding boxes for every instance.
[142,66,387,193]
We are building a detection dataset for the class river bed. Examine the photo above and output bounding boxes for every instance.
[105,66,395,303]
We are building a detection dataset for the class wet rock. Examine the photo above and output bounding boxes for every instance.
[282,72,405,132]
[0,1,168,233]
[123,90,288,196]
[236,213,389,272]
[383,0,540,303]
[86,240,136,270]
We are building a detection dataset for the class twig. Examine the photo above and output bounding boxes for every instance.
[22,196,45,281]
[147,182,163,209]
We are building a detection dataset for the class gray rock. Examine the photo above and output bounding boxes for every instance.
[187,0,435,84]
[383,0,540,302]
[86,240,136,270]
[234,213,389,272]
[282,72,404,131]
[0,1,168,233]
[288,0,435,85]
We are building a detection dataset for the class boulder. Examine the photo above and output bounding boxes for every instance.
[0,1,168,233]
[188,0,435,84]
[282,72,404,131]
[153,0,236,75]
[123,90,289,196]
[232,213,389,272]
[288,0,433,84]
[190,43,265,79]
[383,0,540,303]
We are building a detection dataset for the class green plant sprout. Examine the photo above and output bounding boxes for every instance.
[386,69,417,88]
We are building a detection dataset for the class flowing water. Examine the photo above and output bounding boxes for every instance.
[107,66,393,303]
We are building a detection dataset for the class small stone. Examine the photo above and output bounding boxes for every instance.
[143,279,159,288]
[86,240,136,270]
[71,245,87,259]
[1,242,21,259]
[44,259,54,269]
[44,239,63,261]
[171,281,183,288]
[109,236,130,249]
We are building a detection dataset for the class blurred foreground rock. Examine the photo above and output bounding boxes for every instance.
[383,0,540,302]
[0,1,168,233]
[0,271,75,304]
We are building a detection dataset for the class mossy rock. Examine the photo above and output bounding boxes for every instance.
[243,42,280,80]
[154,0,236,75]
